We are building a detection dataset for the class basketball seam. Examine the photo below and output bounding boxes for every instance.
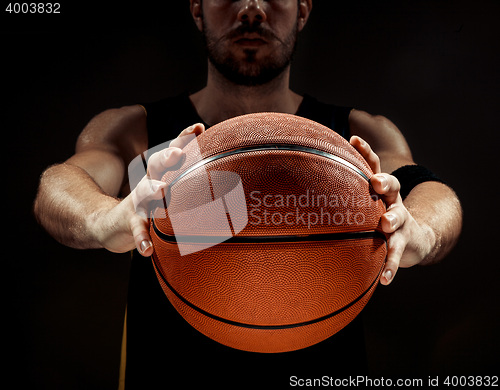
[167,144,370,190]
[151,251,384,331]
[152,217,386,243]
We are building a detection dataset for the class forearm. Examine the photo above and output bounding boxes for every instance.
[34,162,120,249]
[403,181,463,265]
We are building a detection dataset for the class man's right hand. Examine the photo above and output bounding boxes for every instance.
[91,123,205,257]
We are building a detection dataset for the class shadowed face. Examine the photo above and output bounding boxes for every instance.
[196,0,307,86]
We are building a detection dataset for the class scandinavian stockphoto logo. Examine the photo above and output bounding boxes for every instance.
[248,190,378,229]
[127,133,248,256]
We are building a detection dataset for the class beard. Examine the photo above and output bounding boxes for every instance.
[202,22,299,86]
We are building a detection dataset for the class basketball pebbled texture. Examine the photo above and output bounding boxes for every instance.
[150,113,387,353]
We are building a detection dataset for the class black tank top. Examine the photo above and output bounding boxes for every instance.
[125,93,366,389]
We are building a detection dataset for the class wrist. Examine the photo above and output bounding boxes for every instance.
[85,197,122,248]
[415,221,438,266]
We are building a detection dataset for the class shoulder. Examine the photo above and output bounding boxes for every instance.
[349,109,414,172]
[77,105,146,146]
[349,109,396,136]
[76,104,148,164]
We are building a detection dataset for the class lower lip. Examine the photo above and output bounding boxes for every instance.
[235,39,267,47]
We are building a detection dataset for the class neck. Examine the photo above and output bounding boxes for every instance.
[190,62,302,126]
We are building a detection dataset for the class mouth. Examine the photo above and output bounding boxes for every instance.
[234,38,267,47]
[233,33,269,47]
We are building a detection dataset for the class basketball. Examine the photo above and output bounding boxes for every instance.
[150,113,387,353]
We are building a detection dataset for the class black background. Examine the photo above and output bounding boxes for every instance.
[3,0,499,388]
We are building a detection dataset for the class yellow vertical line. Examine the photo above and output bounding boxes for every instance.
[118,306,127,390]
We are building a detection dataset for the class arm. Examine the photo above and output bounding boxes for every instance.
[349,109,463,284]
[34,105,147,251]
[34,104,205,256]
[34,160,123,250]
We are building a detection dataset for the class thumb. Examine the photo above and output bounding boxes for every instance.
[129,212,154,257]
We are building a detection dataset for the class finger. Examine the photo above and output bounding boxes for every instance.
[371,173,401,206]
[350,135,381,174]
[129,212,154,257]
[147,123,205,180]
[380,232,405,285]
[169,123,205,149]
[131,177,168,217]
[380,204,408,234]
[147,147,183,180]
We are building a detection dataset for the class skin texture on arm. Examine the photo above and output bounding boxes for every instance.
[33,105,205,256]
[349,109,463,285]
[33,162,122,250]
[33,105,145,250]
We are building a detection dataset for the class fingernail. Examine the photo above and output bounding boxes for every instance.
[186,125,196,133]
[140,240,152,253]
[151,181,165,192]
[163,149,173,159]
[386,213,397,229]
[379,176,388,191]
[384,269,393,283]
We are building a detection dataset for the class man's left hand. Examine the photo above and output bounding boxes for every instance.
[350,136,436,285]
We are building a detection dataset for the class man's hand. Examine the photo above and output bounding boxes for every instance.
[92,123,205,257]
[350,136,436,286]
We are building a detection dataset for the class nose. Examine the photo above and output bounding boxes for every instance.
[237,0,267,25]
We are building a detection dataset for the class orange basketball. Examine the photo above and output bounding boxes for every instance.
[150,113,386,353]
